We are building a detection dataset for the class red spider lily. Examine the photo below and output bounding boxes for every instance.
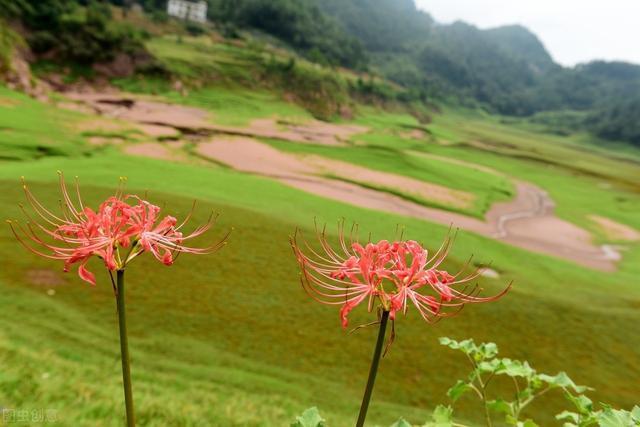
[7,173,229,286]
[290,222,510,329]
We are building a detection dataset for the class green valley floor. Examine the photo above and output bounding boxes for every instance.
[1,82,639,426]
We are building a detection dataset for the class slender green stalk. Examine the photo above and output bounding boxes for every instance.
[356,310,390,427]
[479,385,493,427]
[467,356,492,427]
[116,270,135,427]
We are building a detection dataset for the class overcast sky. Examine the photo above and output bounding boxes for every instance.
[414,0,640,66]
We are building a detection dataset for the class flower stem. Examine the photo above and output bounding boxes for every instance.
[116,270,135,427]
[356,310,390,427]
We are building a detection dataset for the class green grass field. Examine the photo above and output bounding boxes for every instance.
[2,35,640,425]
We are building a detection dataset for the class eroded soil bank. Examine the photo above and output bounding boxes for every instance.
[65,90,626,271]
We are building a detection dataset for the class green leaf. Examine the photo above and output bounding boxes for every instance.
[487,399,513,415]
[291,407,325,427]
[631,406,640,422]
[439,337,453,346]
[564,393,594,414]
[480,342,499,359]
[459,339,476,354]
[556,411,580,424]
[517,420,539,427]
[498,359,535,378]
[439,337,476,355]
[506,415,519,425]
[447,380,473,401]
[479,358,501,373]
[597,405,637,427]
[432,405,453,423]
[516,386,534,402]
[390,418,413,427]
[422,405,454,427]
[539,372,589,393]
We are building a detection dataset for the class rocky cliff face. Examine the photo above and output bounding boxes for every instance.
[0,24,47,99]
[1,46,49,100]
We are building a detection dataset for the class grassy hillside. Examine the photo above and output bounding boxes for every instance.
[1,57,640,427]
[114,33,404,121]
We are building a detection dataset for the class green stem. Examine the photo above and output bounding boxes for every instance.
[476,376,492,427]
[116,270,136,427]
[356,310,390,427]
[466,355,493,427]
[481,390,493,427]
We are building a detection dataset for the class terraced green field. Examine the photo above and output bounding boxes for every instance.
[1,36,640,426]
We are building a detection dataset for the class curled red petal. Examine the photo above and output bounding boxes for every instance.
[78,262,96,286]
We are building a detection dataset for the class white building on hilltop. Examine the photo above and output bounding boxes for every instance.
[167,0,207,23]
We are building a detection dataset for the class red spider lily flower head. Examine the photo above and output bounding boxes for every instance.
[7,173,229,286]
[290,221,510,329]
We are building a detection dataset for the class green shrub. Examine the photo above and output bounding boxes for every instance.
[292,338,640,426]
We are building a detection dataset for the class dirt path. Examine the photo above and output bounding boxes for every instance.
[195,137,617,270]
[64,91,620,271]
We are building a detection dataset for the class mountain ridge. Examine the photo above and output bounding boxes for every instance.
[1,0,639,147]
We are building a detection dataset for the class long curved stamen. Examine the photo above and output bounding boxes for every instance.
[11,174,228,285]
[291,221,511,328]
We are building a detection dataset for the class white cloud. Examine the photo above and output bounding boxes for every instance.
[414,0,640,66]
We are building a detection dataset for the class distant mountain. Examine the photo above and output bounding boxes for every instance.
[309,0,560,113]
[313,0,434,52]
[482,25,557,74]
[308,0,640,146]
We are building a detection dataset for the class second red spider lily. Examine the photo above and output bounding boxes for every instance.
[291,221,510,329]
[290,221,511,427]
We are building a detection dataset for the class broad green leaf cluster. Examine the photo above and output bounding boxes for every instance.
[292,338,639,427]
[437,337,637,427]
[290,407,326,427]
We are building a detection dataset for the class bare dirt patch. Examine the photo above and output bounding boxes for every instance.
[401,129,427,140]
[66,92,213,129]
[195,137,309,177]
[196,137,473,210]
[124,142,177,161]
[197,138,617,271]
[135,123,181,138]
[56,101,95,114]
[589,215,640,241]
[282,119,367,145]
[243,118,366,145]
[62,90,620,270]
[309,156,475,209]
[66,91,367,146]
[485,182,616,270]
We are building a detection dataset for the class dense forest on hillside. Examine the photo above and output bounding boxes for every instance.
[211,0,640,147]
[0,0,148,63]
[1,0,639,147]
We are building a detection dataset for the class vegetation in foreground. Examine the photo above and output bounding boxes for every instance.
[0,5,639,425]
[294,338,640,427]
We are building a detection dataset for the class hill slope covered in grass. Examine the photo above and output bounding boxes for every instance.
[1,58,640,426]
[1,4,639,426]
